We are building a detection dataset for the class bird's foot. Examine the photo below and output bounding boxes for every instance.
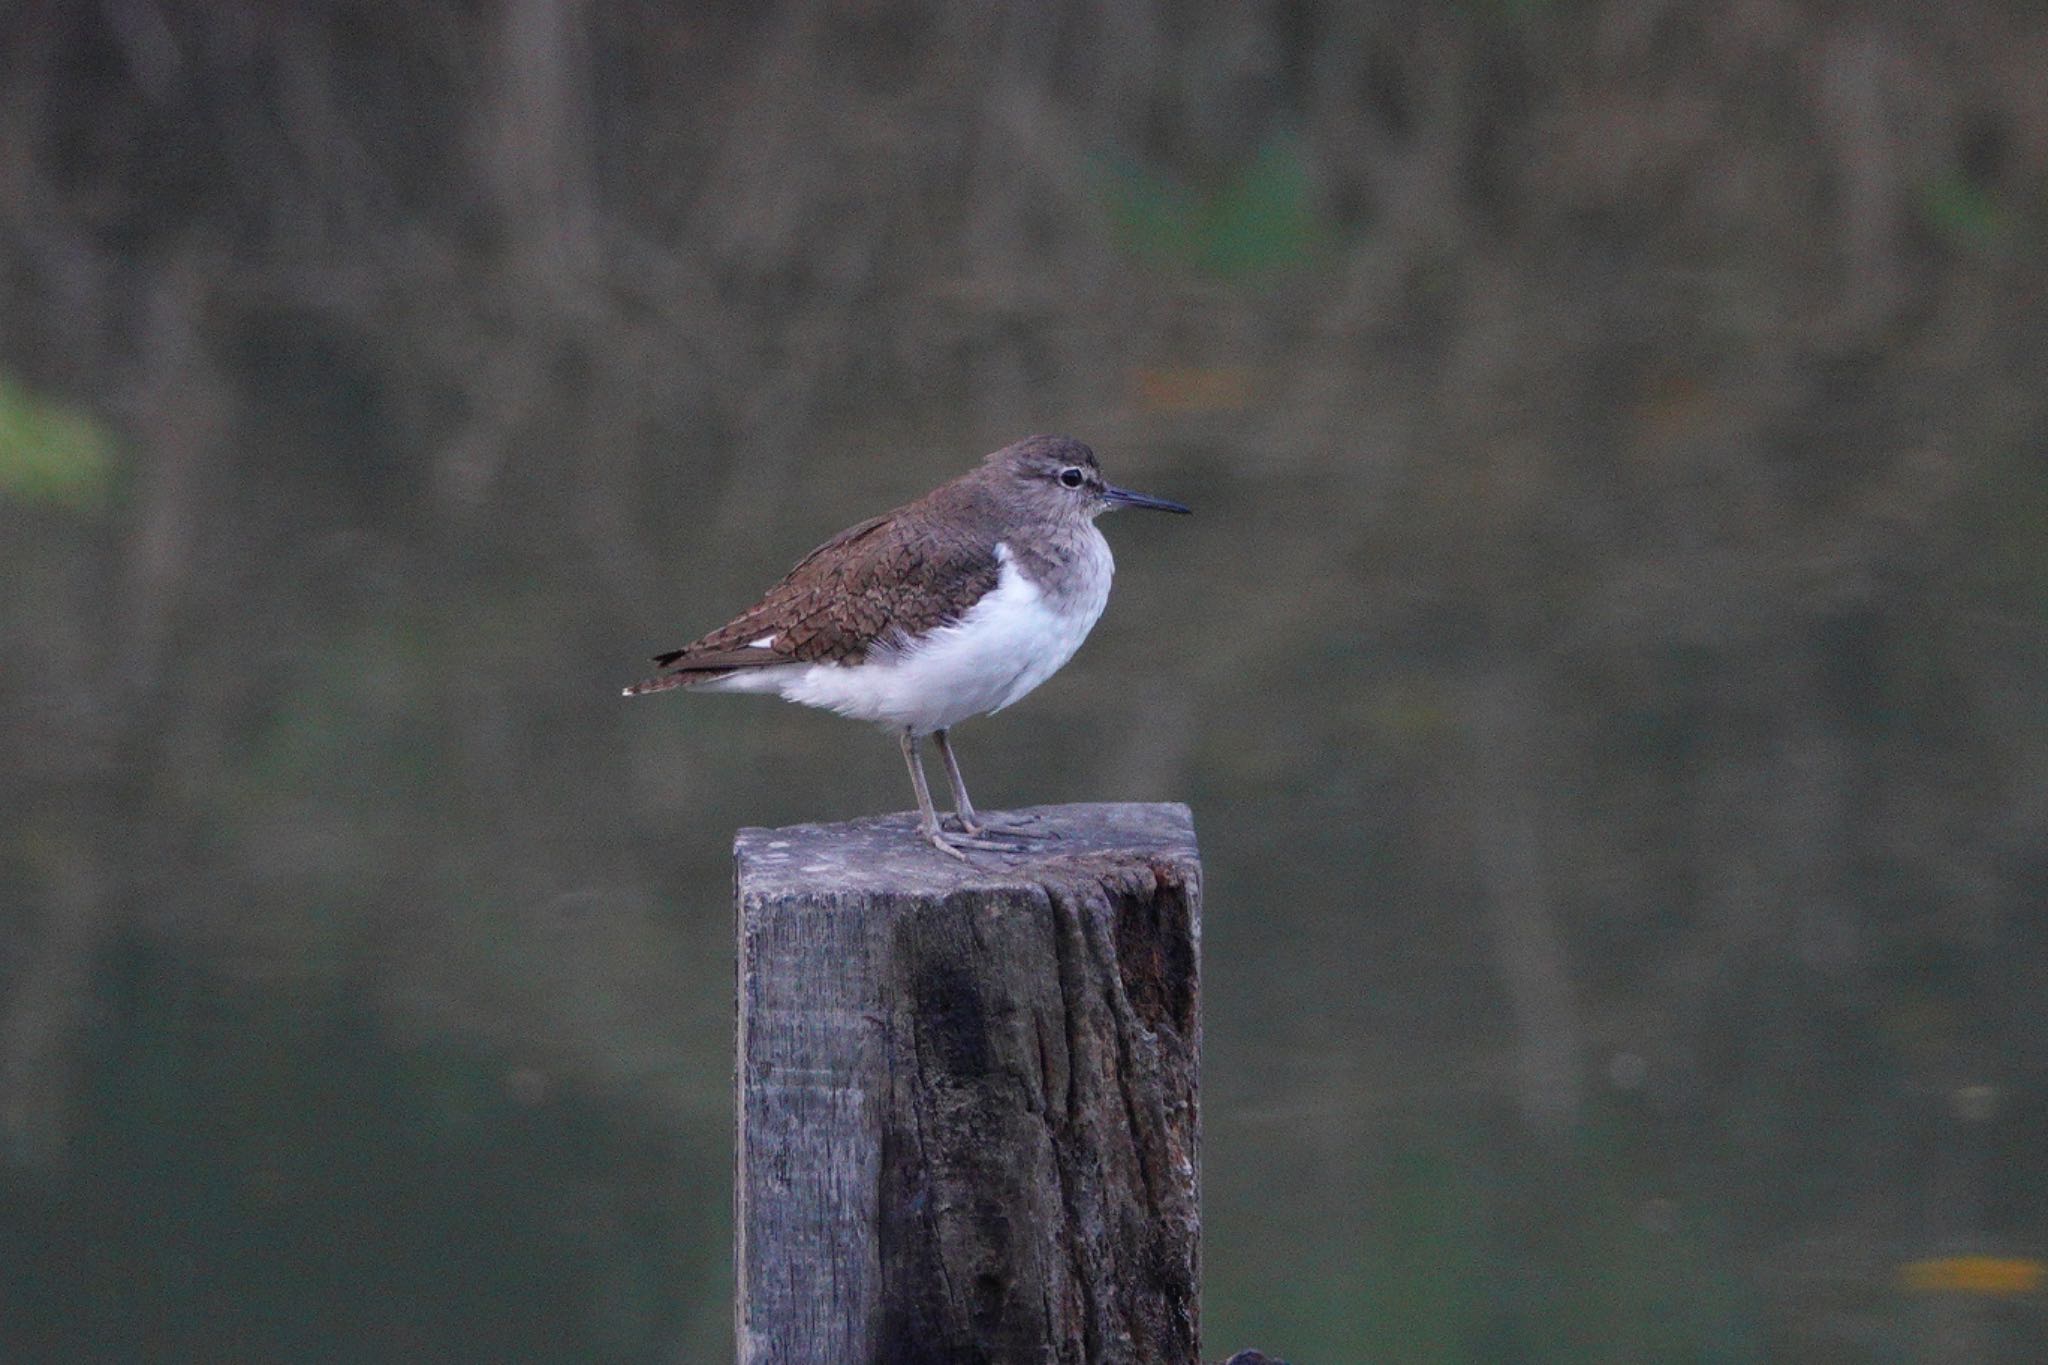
[944,811,1059,841]
[923,827,1024,861]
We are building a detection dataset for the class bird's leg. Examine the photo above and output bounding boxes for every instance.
[933,727,984,832]
[934,729,1054,840]
[901,730,1013,859]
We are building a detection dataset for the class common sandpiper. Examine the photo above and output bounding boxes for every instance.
[623,434,1190,858]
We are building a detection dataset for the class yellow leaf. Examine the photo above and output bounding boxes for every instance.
[1133,367,1258,415]
[1899,1256,2045,1296]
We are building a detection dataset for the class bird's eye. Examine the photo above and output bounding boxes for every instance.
[1059,467,1085,488]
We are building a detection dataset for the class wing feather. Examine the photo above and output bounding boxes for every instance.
[626,505,1001,692]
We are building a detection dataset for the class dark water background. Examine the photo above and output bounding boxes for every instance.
[4,3,2046,1360]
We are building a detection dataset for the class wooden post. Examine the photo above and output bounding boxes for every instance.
[734,802,1201,1365]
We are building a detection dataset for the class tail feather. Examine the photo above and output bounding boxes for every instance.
[622,670,697,697]
[625,637,798,696]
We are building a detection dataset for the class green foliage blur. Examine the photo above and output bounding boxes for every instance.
[0,377,112,511]
[1103,137,1327,279]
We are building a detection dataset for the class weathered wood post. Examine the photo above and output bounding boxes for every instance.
[734,802,1201,1365]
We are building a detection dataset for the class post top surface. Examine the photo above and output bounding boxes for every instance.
[735,802,1197,900]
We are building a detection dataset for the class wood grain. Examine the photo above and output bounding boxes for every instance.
[735,802,1202,1365]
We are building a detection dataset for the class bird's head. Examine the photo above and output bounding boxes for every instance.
[985,434,1192,522]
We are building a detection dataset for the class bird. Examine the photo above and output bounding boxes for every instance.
[623,434,1190,858]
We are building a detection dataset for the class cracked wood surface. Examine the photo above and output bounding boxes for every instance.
[735,803,1202,1365]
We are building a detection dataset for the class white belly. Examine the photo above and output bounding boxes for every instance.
[704,536,1113,734]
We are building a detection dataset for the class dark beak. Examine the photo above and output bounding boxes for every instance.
[1101,484,1192,514]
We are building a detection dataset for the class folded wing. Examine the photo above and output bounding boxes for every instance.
[624,511,1001,696]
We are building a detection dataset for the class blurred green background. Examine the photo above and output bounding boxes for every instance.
[3,2,2046,1360]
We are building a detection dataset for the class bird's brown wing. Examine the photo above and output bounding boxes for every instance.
[627,511,1001,693]
[782,512,894,577]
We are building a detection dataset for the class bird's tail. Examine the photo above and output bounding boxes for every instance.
[621,671,695,697]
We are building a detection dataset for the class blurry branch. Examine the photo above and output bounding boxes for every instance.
[99,0,184,102]
[115,265,227,702]
[0,837,105,1165]
[1469,669,1584,1140]
[1813,27,1916,330]
[428,0,600,512]
[0,260,226,1163]
[479,0,599,284]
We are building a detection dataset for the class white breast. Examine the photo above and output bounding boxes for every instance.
[711,535,1114,734]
